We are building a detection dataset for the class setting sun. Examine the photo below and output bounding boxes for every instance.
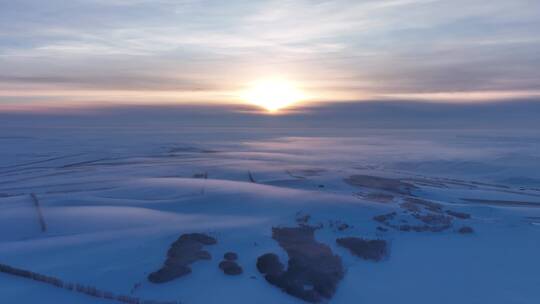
[241,80,304,112]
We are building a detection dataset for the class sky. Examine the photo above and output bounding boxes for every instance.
[1,0,540,111]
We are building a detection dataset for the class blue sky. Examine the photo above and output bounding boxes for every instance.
[1,0,539,110]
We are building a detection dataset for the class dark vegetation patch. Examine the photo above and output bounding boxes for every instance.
[400,201,421,212]
[328,220,351,232]
[257,253,284,276]
[295,212,311,225]
[398,224,449,232]
[337,223,350,231]
[365,192,395,203]
[299,168,326,176]
[336,237,388,262]
[219,260,243,275]
[405,176,490,190]
[375,197,458,233]
[404,178,448,188]
[257,226,344,303]
[440,179,477,189]
[224,252,238,261]
[192,172,208,179]
[287,168,326,179]
[413,213,452,226]
[446,210,471,219]
[344,175,418,195]
[295,212,324,229]
[355,192,395,203]
[403,197,443,213]
[219,252,242,275]
[470,181,509,189]
[461,198,540,208]
[458,226,474,234]
[373,212,397,223]
[148,233,216,283]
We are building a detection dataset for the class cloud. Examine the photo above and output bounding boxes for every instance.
[1,0,539,107]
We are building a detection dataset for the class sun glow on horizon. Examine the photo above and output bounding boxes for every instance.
[241,79,304,112]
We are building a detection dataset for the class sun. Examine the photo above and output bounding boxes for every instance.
[241,79,304,112]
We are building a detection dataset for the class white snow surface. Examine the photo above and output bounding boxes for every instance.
[0,125,539,304]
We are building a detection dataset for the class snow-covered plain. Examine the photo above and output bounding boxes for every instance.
[1,124,539,304]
